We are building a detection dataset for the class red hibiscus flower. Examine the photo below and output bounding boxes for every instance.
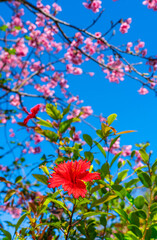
[48,159,101,198]
[23,104,41,125]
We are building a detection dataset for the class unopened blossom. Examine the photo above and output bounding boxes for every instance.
[23,104,41,125]
[48,159,101,198]
[138,87,149,95]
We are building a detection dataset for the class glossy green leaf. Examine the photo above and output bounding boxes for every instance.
[94,141,106,158]
[110,152,122,168]
[107,113,117,125]
[135,210,146,219]
[125,178,139,188]
[101,162,110,177]
[115,209,128,220]
[36,117,53,128]
[4,190,16,202]
[15,213,27,232]
[138,172,152,188]
[115,170,128,184]
[90,184,106,194]
[43,130,58,142]
[139,149,149,163]
[63,104,71,116]
[110,135,120,149]
[15,176,22,184]
[59,119,73,133]
[46,103,61,120]
[91,192,117,207]
[84,151,93,161]
[129,212,139,226]
[134,195,145,209]
[128,225,142,238]
[83,134,93,147]
[82,211,107,219]
[32,174,48,185]
[0,229,11,240]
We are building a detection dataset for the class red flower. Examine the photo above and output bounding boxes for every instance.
[23,104,41,125]
[48,159,101,198]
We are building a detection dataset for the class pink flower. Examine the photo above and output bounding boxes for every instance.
[120,18,132,34]
[138,87,149,95]
[83,0,102,13]
[23,104,41,125]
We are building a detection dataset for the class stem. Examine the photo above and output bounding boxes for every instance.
[65,203,76,240]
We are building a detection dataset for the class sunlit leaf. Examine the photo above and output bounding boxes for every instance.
[107,113,117,125]
[4,190,16,202]
[32,174,48,185]
[0,229,11,240]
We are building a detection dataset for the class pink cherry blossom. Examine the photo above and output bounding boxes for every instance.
[120,18,132,34]
[83,0,102,13]
[138,87,149,95]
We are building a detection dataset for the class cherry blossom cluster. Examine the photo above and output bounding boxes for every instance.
[120,18,132,34]
[143,0,157,11]
[83,0,102,13]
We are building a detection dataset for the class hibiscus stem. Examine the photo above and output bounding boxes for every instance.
[65,203,76,240]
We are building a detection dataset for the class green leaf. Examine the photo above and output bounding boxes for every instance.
[125,178,139,188]
[110,135,120,149]
[129,212,139,226]
[15,213,27,232]
[128,225,142,238]
[101,162,109,176]
[134,195,145,209]
[4,190,16,202]
[83,134,93,147]
[107,113,117,125]
[15,176,22,184]
[24,35,32,40]
[115,170,128,184]
[91,192,117,207]
[96,129,103,138]
[46,104,62,120]
[138,172,152,188]
[94,141,106,158]
[0,229,11,240]
[110,152,122,168]
[43,130,58,142]
[84,151,94,161]
[82,211,107,219]
[59,119,73,133]
[32,174,48,185]
[0,25,8,31]
[139,149,149,163]
[36,117,53,128]
[115,209,128,220]
[90,184,106,194]
[135,210,146,219]
[63,104,71,116]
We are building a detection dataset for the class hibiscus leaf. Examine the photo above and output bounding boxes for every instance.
[15,213,27,232]
[36,117,53,128]
[32,174,48,185]
[46,103,62,120]
[91,192,117,207]
[59,119,73,133]
[107,113,117,125]
[4,190,16,202]
[83,134,93,147]
[82,211,107,218]
[94,141,106,158]
[0,229,12,240]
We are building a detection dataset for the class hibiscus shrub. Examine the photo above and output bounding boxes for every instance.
[1,103,157,240]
